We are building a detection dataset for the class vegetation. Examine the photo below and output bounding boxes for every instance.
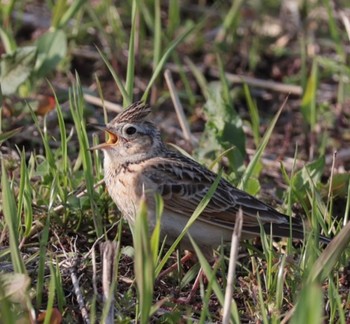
[0,0,349,322]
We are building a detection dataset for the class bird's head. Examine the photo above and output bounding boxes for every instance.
[90,101,164,163]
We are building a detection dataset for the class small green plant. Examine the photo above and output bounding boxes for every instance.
[0,1,86,96]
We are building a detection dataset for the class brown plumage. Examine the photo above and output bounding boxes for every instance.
[91,101,328,256]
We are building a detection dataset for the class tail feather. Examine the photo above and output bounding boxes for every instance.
[243,218,330,243]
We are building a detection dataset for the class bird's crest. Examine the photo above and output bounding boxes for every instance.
[110,101,151,124]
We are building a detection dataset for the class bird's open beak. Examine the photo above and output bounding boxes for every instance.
[89,124,118,150]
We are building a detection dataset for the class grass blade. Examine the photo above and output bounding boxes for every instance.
[125,0,138,105]
[308,220,350,283]
[97,47,130,104]
[290,283,323,324]
[142,23,194,101]
[69,75,103,237]
[223,209,242,324]
[239,96,287,191]
[155,170,222,276]
[189,236,225,306]
[1,162,26,274]
[0,127,23,145]
[43,262,57,324]
[134,197,154,324]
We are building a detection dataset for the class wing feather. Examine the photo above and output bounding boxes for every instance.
[140,152,291,232]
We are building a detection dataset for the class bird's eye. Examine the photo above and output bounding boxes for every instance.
[124,125,137,135]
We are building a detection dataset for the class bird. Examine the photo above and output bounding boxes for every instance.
[90,101,328,258]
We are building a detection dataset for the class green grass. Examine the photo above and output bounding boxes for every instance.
[1,0,350,322]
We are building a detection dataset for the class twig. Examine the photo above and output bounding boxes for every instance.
[246,148,305,171]
[92,246,98,296]
[326,151,337,223]
[83,93,123,113]
[165,63,303,95]
[222,209,243,324]
[247,146,349,175]
[281,304,295,324]
[340,11,350,42]
[100,241,118,324]
[54,233,90,324]
[209,68,302,95]
[70,262,90,324]
[164,69,196,146]
[325,148,350,166]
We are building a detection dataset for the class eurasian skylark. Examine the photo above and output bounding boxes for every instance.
[91,101,327,256]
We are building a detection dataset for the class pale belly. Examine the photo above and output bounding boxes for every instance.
[104,161,233,257]
[104,172,138,224]
[154,210,233,257]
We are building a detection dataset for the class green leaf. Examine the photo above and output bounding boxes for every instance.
[53,0,86,29]
[34,30,67,78]
[321,173,350,199]
[316,56,350,76]
[291,283,323,324]
[291,156,325,201]
[0,26,17,53]
[301,60,318,128]
[0,127,23,146]
[244,177,261,196]
[196,82,245,178]
[0,46,36,95]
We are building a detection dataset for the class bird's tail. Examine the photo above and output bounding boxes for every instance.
[242,218,330,244]
[262,218,331,244]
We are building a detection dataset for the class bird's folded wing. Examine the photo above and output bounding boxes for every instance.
[142,157,289,230]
